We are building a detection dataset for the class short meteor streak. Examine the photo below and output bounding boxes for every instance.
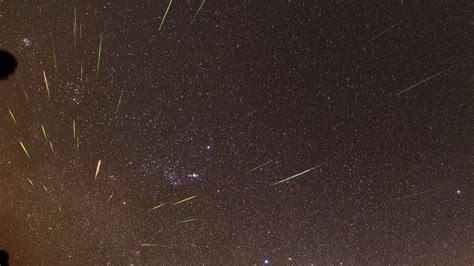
[398,63,461,95]
[8,109,17,124]
[95,160,102,179]
[241,160,273,175]
[107,193,114,202]
[173,195,197,205]
[177,218,198,224]
[27,178,34,186]
[75,133,80,151]
[382,187,442,203]
[369,19,403,42]
[49,141,55,153]
[43,70,51,100]
[271,162,327,186]
[52,46,57,71]
[80,62,84,81]
[115,89,124,114]
[151,203,166,210]
[19,141,30,159]
[96,33,103,76]
[159,0,173,30]
[140,243,156,247]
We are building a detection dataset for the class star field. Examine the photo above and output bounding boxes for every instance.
[0,1,472,265]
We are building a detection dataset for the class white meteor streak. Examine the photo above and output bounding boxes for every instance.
[95,160,102,179]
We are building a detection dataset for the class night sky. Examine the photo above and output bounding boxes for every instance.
[0,1,473,265]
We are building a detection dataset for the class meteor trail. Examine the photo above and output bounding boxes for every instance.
[398,63,461,95]
[41,124,48,141]
[52,46,57,71]
[43,70,50,100]
[174,195,197,205]
[115,89,124,114]
[271,162,327,186]
[193,0,206,21]
[96,33,103,76]
[177,218,198,224]
[159,0,173,30]
[151,203,166,210]
[72,119,76,141]
[95,160,102,179]
[241,160,273,176]
[382,187,442,203]
[19,140,30,159]
[73,7,77,45]
[8,109,17,124]
[107,193,114,202]
[369,19,403,42]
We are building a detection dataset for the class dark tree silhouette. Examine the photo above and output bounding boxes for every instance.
[0,250,9,266]
[0,50,17,80]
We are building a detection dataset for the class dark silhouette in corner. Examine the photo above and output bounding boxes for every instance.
[0,250,9,266]
[0,50,17,80]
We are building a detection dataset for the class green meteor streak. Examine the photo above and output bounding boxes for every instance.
[8,109,17,124]
[80,62,84,81]
[177,218,198,224]
[159,0,173,30]
[75,133,80,151]
[41,124,48,141]
[73,7,77,45]
[96,33,103,76]
[115,89,124,114]
[52,45,57,71]
[173,195,197,205]
[43,70,51,100]
[19,140,30,159]
[151,203,166,210]
[271,162,327,186]
[193,0,206,21]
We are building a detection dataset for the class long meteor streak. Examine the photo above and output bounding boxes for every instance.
[95,160,102,179]
[159,0,173,30]
[174,195,197,205]
[398,63,461,95]
[382,187,442,203]
[271,162,327,186]
[96,33,103,76]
